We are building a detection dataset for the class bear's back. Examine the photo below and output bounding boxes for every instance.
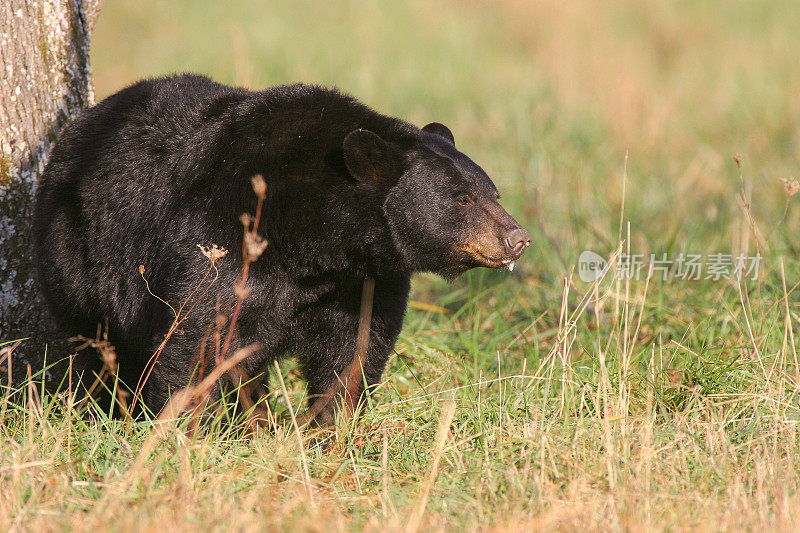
[32,75,251,346]
[32,76,417,354]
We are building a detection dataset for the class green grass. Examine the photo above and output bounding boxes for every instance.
[3,0,800,530]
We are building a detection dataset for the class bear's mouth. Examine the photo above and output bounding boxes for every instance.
[475,254,517,271]
[456,245,525,272]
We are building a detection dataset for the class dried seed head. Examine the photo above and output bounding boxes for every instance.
[197,243,229,263]
[240,213,251,229]
[244,232,269,262]
[251,174,267,199]
[780,177,799,199]
[734,154,742,168]
[234,282,251,301]
[139,265,145,275]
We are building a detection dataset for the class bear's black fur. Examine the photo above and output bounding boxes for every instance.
[33,74,529,424]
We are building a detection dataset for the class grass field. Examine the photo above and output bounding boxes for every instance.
[3,0,800,530]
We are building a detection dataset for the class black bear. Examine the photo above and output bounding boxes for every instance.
[33,74,530,425]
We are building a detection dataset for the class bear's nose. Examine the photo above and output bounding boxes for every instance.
[505,227,531,257]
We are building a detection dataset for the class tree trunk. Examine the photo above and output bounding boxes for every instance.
[0,0,102,379]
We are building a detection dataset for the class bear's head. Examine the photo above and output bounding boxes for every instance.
[343,122,530,278]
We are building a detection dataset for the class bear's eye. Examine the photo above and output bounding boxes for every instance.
[457,194,475,206]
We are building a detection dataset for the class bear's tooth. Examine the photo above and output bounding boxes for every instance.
[507,261,515,272]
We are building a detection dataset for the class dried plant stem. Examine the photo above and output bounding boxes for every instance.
[779,259,799,385]
[220,176,267,363]
[0,340,21,424]
[405,398,456,533]
[131,260,222,413]
[156,343,261,423]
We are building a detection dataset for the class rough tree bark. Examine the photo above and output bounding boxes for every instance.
[0,0,102,378]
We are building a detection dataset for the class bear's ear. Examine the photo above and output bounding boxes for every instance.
[343,129,396,182]
[422,122,455,146]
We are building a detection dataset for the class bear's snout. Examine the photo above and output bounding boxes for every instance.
[459,204,531,272]
[503,227,530,259]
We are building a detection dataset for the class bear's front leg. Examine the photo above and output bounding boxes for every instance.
[295,277,399,428]
[299,333,391,428]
